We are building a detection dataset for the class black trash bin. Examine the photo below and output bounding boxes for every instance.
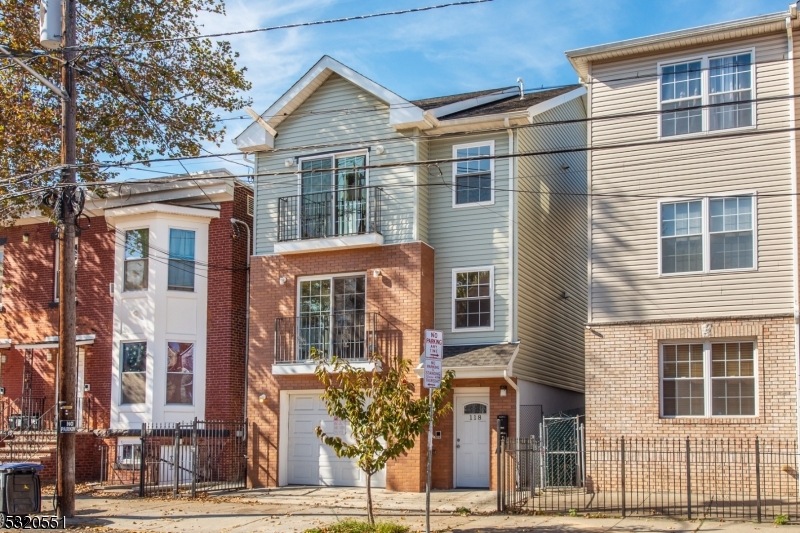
[0,463,43,517]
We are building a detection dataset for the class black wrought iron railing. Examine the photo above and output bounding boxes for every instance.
[275,311,377,364]
[277,186,382,242]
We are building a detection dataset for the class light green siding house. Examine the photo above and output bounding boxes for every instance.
[234,56,588,490]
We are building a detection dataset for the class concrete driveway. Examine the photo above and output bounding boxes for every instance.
[68,487,800,532]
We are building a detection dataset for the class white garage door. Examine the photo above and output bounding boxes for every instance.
[287,393,386,488]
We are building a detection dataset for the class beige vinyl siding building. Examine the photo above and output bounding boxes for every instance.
[515,97,588,392]
[589,33,794,323]
[567,8,800,441]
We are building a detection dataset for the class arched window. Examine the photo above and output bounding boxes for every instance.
[464,403,487,415]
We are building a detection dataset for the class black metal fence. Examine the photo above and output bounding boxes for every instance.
[277,186,382,242]
[275,312,378,364]
[137,420,247,497]
[498,436,800,522]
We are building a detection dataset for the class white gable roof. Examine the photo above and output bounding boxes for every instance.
[233,56,430,152]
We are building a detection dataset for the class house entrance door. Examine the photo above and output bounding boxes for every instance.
[455,395,490,488]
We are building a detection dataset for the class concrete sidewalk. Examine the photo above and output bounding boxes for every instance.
[67,487,800,532]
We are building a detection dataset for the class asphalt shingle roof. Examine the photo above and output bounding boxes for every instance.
[411,88,513,111]
[437,85,582,120]
[441,343,518,368]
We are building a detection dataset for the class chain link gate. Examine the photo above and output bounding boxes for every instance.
[540,415,584,490]
[139,419,247,497]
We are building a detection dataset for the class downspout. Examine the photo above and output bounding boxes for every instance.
[786,14,800,449]
[504,343,520,439]
[232,218,251,424]
[506,121,517,343]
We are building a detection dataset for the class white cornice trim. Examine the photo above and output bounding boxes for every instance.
[104,203,221,223]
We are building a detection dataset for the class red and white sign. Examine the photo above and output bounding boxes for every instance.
[423,358,443,389]
[424,329,443,360]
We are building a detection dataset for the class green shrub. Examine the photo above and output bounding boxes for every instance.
[304,519,410,533]
[569,508,578,517]
[775,514,789,525]
[454,506,471,516]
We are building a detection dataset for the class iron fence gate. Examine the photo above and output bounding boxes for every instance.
[540,416,584,489]
[138,419,247,497]
[498,435,800,523]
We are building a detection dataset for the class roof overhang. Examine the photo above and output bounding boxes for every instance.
[566,6,799,80]
[15,334,95,350]
[103,202,221,224]
[413,343,520,380]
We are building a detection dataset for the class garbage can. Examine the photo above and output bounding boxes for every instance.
[0,463,43,517]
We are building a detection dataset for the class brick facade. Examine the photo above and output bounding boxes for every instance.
[247,242,516,492]
[585,316,797,440]
[247,242,437,491]
[0,184,252,483]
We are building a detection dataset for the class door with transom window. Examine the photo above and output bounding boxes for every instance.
[455,395,490,488]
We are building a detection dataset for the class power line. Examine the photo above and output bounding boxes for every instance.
[64,0,495,52]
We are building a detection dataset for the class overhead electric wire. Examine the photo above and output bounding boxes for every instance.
[63,0,494,52]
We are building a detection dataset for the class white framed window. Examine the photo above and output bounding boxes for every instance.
[452,141,494,207]
[0,243,5,307]
[120,341,147,405]
[295,151,370,239]
[659,50,754,138]
[166,342,194,405]
[123,229,148,292]
[168,228,195,292]
[660,341,757,418]
[295,273,367,361]
[451,266,494,332]
[659,194,756,275]
[54,236,79,302]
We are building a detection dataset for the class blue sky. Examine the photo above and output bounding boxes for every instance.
[122,0,789,179]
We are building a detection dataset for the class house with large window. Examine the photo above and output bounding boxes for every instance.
[236,56,587,491]
[565,5,800,440]
[0,172,251,480]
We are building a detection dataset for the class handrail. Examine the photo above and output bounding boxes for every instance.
[275,311,377,364]
[277,186,382,242]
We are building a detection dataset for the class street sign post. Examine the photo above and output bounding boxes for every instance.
[424,329,443,533]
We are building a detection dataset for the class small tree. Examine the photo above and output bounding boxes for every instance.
[314,353,454,525]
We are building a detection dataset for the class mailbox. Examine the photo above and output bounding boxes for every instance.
[497,414,509,439]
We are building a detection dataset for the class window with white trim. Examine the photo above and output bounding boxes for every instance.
[453,142,493,206]
[123,229,148,292]
[660,51,753,137]
[452,267,494,330]
[660,195,756,275]
[0,243,5,307]
[661,341,756,418]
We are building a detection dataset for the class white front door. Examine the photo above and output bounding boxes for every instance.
[286,392,386,488]
[455,395,490,488]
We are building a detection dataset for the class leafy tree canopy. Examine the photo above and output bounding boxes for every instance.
[0,0,251,217]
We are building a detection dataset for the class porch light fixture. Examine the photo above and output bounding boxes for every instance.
[500,385,507,397]
[259,394,267,403]
[279,277,287,285]
[372,269,381,278]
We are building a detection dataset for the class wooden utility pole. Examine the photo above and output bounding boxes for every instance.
[57,0,77,518]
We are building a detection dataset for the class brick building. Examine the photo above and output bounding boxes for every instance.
[235,57,588,491]
[565,7,800,441]
[0,171,251,481]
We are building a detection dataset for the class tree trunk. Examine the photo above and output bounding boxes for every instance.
[366,471,374,525]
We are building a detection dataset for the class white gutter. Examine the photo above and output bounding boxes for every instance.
[507,124,517,343]
[786,14,800,451]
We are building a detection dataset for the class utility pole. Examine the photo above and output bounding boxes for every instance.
[57,0,78,519]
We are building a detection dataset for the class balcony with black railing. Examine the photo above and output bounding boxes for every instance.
[275,186,383,253]
[275,311,378,367]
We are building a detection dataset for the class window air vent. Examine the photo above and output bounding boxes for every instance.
[247,195,254,217]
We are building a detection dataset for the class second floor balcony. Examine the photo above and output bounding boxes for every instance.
[275,186,383,253]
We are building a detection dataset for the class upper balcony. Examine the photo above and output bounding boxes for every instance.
[275,186,383,254]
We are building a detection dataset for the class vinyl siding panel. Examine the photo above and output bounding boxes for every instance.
[253,74,416,255]
[516,97,588,392]
[589,32,794,323]
[417,136,430,243]
[428,133,510,345]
